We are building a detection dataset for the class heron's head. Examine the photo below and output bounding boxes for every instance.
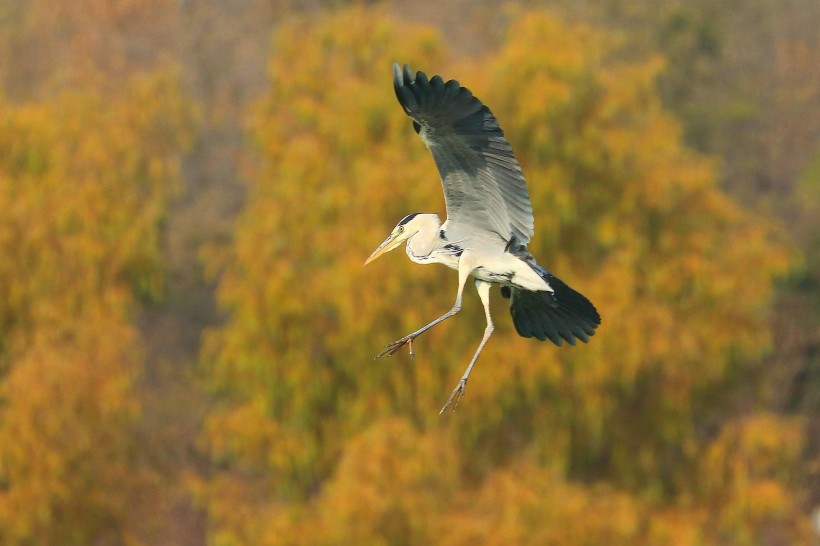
[365,213,434,265]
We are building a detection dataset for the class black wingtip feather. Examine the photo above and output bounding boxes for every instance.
[508,272,600,347]
[390,62,536,245]
[403,64,413,84]
[394,63,416,111]
[394,62,485,121]
[538,311,563,345]
[412,71,430,107]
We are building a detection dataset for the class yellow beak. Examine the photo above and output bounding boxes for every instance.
[365,233,404,265]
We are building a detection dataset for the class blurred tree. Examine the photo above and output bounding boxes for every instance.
[0,70,192,350]
[197,6,449,531]
[0,306,146,545]
[479,12,794,491]
[545,0,820,201]
[698,413,811,545]
[310,417,460,545]
[0,72,193,544]
[200,5,809,545]
[0,0,181,99]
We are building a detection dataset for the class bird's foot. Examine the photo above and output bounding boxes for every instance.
[439,378,467,414]
[375,336,415,359]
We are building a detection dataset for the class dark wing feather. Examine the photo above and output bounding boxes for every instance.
[506,243,601,346]
[509,272,600,346]
[393,63,534,243]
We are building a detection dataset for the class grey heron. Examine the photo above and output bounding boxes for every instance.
[366,63,600,413]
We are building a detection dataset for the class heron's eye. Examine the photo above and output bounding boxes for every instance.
[398,225,405,234]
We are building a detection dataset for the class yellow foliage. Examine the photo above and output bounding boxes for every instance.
[314,418,460,546]
[438,461,644,546]
[0,2,809,544]
[698,414,812,544]
[474,11,795,489]
[0,304,146,545]
[0,69,193,544]
[201,5,450,505]
[0,69,193,342]
[198,5,807,545]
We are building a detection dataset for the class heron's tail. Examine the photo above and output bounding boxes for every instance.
[502,271,600,346]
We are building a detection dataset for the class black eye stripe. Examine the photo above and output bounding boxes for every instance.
[397,213,420,227]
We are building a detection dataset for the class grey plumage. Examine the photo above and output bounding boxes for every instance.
[393,63,535,245]
[367,64,600,413]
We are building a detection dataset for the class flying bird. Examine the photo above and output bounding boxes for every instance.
[366,63,600,413]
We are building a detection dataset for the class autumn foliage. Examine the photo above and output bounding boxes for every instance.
[0,2,816,545]
[0,72,192,543]
[196,6,810,546]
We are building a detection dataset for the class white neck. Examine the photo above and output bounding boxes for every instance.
[405,214,441,264]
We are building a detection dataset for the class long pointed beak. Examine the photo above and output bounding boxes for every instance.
[365,233,403,265]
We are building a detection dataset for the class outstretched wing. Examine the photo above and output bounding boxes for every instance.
[393,63,534,244]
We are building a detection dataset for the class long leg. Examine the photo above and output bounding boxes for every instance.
[440,279,494,414]
[376,256,473,359]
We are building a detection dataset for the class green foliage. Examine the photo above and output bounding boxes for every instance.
[198,6,808,545]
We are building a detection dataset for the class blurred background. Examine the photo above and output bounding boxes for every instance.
[0,1,818,544]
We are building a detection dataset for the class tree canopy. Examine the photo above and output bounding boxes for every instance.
[196,7,808,545]
[0,71,193,544]
[0,2,815,544]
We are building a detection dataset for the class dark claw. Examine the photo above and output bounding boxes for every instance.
[375,336,414,359]
[439,379,467,414]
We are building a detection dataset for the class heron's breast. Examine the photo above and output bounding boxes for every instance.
[436,252,461,271]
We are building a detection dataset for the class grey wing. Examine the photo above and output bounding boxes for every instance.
[393,63,534,244]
